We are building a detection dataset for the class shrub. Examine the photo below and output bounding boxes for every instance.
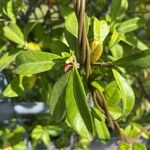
[0,0,150,149]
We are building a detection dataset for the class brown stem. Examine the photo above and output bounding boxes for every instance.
[94,89,134,143]
[73,0,92,80]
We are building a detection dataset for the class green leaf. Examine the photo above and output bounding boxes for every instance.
[111,0,128,21]
[108,29,124,49]
[4,0,16,23]
[65,13,78,37]
[133,143,147,150]
[114,49,150,69]
[49,40,70,55]
[13,142,26,150]
[119,143,132,150]
[31,125,44,141]
[90,41,103,64]
[65,12,89,38]
[49,72,70,122]
[2,75,24,97]
[65,12,89,54]
[121,33,148,50]
[124,123,143,138]
[65,68,93,140]
[24,21,39,40]
[90,81,105,92]
[0,49,22,71]
[104,81,121,106]
[112,69,135,118]
[3,22,25,45]
[110,44,124,59]
[15,51,61,75]
[93,18,110,42]
[118,18,144,33]
[108,106,122,120]
[92,107,110,143]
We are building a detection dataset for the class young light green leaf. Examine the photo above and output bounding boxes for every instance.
[114,49,150,69]
[104,81,121,106]
[92,107,110,143]
[110,44,124,59]
[109,29,124,49]
[2,75,24,97]
[119,143,132,150]
[65,13,78,37]
[111,0,128,21]
[93,18,110,42]
[108,106,122,120]
[133,143,147,150]
[65,12,89,38]
[112,69,135,118]
[3,22,25,45]
[90,81,104,92]
[15,51,61,75]
[121,33,148,50]
[124,123,149,139]
[65,67,93,140]
[0,49,22,71]
[90,41,103,64]
[49,71,70,122]
[118,18,144,33]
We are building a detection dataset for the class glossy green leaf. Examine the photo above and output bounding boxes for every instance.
[114,49,150,69]
[93,18,110,42]
[65,13,78,37]
[49,72,70,122]
[3,22,25,45]
[121,33,148,50]
[104,81,121,106]
[65,68,93,140]
[65,12,89,38]
[111,0,128,21]
[112,69,135,118]
[15,51,61,75]
[0,49,22,71]
[65,12,89,54]
[2,75,24,97]
[119,143,132,150]
[109,29,124,49]
[118,18,144,33]
[92,107,110,143]
[133,143,147,150]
